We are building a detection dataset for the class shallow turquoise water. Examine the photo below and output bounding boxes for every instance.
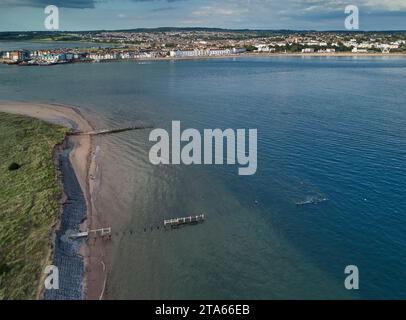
[1,56,405,299]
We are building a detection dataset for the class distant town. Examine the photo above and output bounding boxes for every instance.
[1,29,406,66]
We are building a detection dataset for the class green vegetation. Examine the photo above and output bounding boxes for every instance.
[245,45,257,52]
[0,112,68,299]
[285,43,305,52]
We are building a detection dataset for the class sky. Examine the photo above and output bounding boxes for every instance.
[0,0,405,31]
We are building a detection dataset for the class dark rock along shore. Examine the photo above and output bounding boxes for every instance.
[44,138,86,300]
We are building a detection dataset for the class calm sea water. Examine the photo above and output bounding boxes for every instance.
[1,55,405,299]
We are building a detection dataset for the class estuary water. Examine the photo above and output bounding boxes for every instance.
[1,55,405,299]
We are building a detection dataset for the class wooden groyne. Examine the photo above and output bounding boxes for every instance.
[69,227,112,240]
[164,214,205,228]
[69,125,153,136]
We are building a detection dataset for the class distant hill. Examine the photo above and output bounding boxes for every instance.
[1,28,405,41]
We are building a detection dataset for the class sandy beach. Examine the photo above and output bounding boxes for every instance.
[0,102,105,300]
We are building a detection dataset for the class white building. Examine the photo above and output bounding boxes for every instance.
[169,48,244,58]
[352,47,368,53]
[209,49,231,56]
[318,48,336,53]
[169,49,209,57]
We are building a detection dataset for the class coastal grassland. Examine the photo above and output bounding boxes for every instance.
[0,112,68,299]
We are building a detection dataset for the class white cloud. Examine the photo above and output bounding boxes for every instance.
[180,0,406,29]
[363,0,406,11]
[293,0,406,13]
[191,1,250,18]
[192,6,238,17]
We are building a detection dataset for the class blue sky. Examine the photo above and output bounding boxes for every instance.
[0,0,405,31]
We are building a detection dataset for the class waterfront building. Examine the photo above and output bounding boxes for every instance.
[318,48,336,53]
[231,48,247,54]
[169,49,209,57]
[1,51,10,59]
[352,47,368,53]
[5,50,31,62]
[209,49,231,56]
[255,44,272,52]
[302,48,315,53]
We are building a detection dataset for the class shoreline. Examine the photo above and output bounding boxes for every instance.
[88,52,406,63]
[0,102,105,300]
[1,52,406,67]
[163,52,406,60]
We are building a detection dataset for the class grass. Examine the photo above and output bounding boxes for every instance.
[0,112,68,299]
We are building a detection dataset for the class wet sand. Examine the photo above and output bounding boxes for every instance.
[0,102,106,299]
